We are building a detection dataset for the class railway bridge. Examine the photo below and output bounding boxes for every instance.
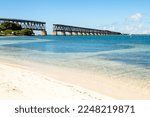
[52,24,121,36]
[0,18,47,36]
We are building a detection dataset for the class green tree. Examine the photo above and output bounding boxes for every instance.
[20,29,34,36]
[4,30,13,35]
[0,22,22,31]
[0,24,6,31]
[0,22,34,36]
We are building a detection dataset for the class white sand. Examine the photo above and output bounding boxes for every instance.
[1,58,150,100]
[0,62,114,100]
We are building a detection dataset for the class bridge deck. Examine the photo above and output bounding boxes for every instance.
[0,18,45,24]
[53,24,121,35]
[0,18,46,31]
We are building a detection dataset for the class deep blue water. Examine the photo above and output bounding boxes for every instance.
[3,38,132,53]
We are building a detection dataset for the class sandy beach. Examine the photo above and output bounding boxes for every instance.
[0,56,150,100]
[0,60,114,100]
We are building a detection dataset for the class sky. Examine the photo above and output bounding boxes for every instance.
[0,0,150,34]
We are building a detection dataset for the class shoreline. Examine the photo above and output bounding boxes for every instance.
[0,59,114,100]
[0,57,150,100]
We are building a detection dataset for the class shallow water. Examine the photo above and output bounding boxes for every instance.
[0,35,150,87]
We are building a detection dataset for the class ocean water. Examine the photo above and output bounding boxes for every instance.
[0,35,150,83]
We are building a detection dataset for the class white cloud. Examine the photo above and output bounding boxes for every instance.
[128,13,143,21]
[98,13,150,34]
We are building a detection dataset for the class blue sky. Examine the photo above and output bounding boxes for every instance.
[0,0,150,34]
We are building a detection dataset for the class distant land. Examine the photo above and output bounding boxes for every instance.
[0,22,34,36]
[0,19,150,36]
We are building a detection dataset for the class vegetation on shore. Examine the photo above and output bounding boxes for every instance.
[0,22,34,36]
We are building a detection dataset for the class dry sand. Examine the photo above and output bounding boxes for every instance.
[0,61,113,100]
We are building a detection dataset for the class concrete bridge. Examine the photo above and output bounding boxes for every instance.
[52,24,121,36]
[0,18,47,36]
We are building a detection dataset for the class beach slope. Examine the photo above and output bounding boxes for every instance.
[0,62,113,100]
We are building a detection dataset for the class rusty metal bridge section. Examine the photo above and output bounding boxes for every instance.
[0,18,47,35]
[52,24,121,36]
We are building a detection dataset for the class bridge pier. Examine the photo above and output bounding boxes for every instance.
[61,31,66,36]
[68,32,72,36]
[93,33,95,35]
[82,33,86,35]
[78,32,83,36]
[73,32,78,36]
[52,31,57,36]
[94,33,98,36]
[86,33,90,35]
[41,30,47,36]
[90,33,94,35]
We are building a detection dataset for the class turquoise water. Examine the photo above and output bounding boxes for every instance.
[0,35,150,81]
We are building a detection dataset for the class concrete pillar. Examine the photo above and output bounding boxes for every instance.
[61,31,66,36]
[82,33,86,36]
[78,32,83,36]
[52,31,57,36]
[90,33,94,35]
[73,32,78,36]
[94,33,98,36]
[41,30,47,36]
[68,32,72,36]
[86,33,90,35]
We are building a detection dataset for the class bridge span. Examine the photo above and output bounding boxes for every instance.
[52,24,121,36]
[0,18,47,36]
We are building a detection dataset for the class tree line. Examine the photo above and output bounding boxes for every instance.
[0,22,34,36]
